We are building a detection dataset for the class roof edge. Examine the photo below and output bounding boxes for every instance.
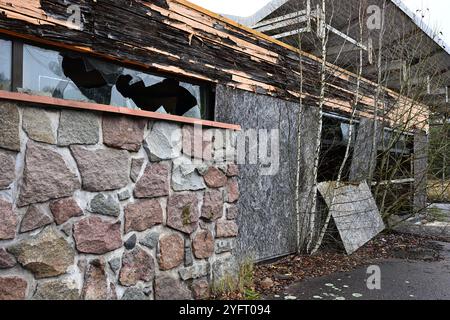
[176,0,430,108]
[223,0,289,27]
[220,0,450,56]
[391,0,450,55]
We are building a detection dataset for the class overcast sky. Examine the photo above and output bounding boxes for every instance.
[190,0,450,45]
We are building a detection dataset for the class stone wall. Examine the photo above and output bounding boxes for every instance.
[0,101,239,300]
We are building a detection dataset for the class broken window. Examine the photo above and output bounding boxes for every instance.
[379,130,412,155]
[372,130,414,215]
[19,43,212,119]
[374,130,414,180]
[0,38,12,91]
[318,114,356,182]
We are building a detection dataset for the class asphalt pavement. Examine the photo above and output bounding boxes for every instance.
[267,241,450,300]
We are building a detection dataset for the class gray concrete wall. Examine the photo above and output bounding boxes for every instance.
[215,85,320,261]
[350,119,381,182]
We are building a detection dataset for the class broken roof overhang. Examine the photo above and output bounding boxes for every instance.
[0,0,430,130]
[225,0,450,56]
[391,0,450,56]
[223,0,450,114]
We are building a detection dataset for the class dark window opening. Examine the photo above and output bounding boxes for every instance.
[0,38,12,91]
[373,130,413,181]
[318,112,414,183]
[1,39,214,120]
[372,183,413,216]
[372,131,414,216]
[429,124,450,179]
[318,114,356,182]
[318,145,353,182]
[373,151,413,181]
[378,130,413,155]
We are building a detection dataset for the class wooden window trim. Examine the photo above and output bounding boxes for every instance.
[11,40,23,92]
[0,90,241,131]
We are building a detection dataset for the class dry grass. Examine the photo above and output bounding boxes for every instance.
[211,259,260,300]
[428,180,450,202]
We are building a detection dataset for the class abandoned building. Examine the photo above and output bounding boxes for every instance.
[0,0,448,300]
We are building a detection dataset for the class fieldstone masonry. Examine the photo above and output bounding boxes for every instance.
[0,101,240,300]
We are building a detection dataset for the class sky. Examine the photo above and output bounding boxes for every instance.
[189,0,450,45]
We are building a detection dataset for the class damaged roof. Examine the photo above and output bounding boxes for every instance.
[224,0,450,115]
[0,0,429,128]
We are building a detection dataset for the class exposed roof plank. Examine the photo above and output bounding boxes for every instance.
[0,0,429,129]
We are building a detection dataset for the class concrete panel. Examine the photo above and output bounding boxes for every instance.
[317,181,385,255]
[349,119,381,182]
[215,85,319,261]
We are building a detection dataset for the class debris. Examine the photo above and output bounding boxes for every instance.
[254,232,441,296]
[352,293,363,298]
[274,273,295,281]
[260,277,274,290]
[317,181,385,254]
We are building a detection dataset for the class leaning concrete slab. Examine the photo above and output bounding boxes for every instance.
[317,181,385,254]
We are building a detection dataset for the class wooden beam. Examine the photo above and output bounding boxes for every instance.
[273,27,310,39]
[253,10,309,29]
[256,15,310,33]
[324,23,367,51]
[0,90,241,130]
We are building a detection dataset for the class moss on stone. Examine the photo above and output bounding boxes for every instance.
[182,205,191,226]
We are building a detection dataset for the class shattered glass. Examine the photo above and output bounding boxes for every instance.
[21,44,204,118]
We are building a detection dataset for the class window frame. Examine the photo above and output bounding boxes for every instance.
[3,36,217,122]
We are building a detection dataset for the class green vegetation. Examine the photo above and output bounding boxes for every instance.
[182,205,191,225]
[212,259,260,300]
